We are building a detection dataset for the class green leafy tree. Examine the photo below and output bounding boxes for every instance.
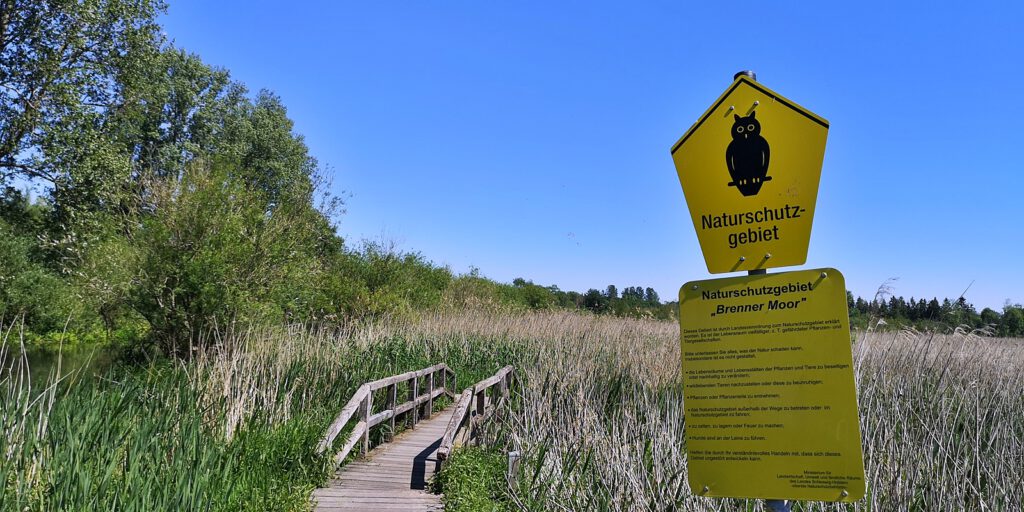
[132,160,332,352]
[0,218,77,332]
[0,0,165,182]
[1000,305,1023,337]
[584,288,608,313]
[980,307,1001,329]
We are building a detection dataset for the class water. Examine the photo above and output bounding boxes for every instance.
[1,344,120,386]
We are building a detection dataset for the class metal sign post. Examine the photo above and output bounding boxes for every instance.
[751,266,787,512]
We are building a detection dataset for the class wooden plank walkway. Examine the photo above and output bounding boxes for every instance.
[311,407,456,511]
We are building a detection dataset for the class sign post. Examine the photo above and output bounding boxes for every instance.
[670,72,865,508]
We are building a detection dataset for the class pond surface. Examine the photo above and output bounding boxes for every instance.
[1,344,120,387]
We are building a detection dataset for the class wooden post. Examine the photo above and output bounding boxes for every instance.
[508,451,522,487]
[361,392,372,456]
[474,386,485,444]
[440,368,447,397]
[409,375,419,427]
[386,383,397,441]
[426,370,435,418]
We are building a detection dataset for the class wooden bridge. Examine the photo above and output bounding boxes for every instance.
[311,364,514,511]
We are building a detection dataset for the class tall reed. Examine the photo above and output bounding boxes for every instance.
[4,310,1020,511]
[0,319,521,511]
[480,311,1024,511]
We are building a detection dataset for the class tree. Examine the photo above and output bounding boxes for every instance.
[605,285,618,300]
[0,0,165,185]
[1000,306,1024,337]
[132,159,334,351]
[644,287,660,305]
[584,288,608,313]
[980,307,1001,329]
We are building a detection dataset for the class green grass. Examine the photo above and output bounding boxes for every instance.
[435,447,512,512]
[0,320,528,511]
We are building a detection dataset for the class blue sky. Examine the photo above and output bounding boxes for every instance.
[162,1,1022,311]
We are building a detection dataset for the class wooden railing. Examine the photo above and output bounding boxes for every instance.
[437,365,514,461]
[316,363,456,466]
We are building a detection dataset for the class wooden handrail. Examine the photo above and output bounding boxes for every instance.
[316,363,456,466]
[437,365,514,461]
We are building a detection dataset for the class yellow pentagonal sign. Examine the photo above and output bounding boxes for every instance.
[671,76,828,273]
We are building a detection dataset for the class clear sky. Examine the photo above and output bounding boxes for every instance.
[161,1,1022,311]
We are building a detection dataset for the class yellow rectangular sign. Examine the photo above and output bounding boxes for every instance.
[678,268,865,502]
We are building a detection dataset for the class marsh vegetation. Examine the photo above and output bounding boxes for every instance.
[3,310,1021,510]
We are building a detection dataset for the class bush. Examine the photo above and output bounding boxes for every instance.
[0,220,80,333]
[132,160,332,351]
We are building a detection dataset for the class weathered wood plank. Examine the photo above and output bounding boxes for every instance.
[316,364,453,458]
[366,363,448,392]
[316,385,369,454]
[472,365,514,390]
[313,364,513,512]
[437,389,472,460]
[312,406,455,512]
[393,387,447,417]
[332,421,366,466]
[437,366,514,460]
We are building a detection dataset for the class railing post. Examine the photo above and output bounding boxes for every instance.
[361,391,372,456]
[508,450,521,487]
[440,368,447,397]
[386,383,397,441]
[474,386,485,444]
[409,375,419,427]
[426,370,435,418]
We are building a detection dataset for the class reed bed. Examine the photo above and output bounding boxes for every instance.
[455,312,1023,511]
[2,311,1020,511]
[0,320,517,511]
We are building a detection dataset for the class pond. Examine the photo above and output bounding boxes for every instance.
[1,344,121,387]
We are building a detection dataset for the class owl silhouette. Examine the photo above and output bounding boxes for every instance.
[726,111,771,196]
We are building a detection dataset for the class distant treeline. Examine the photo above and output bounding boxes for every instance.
[497,278,675,320]
[848,293,1024,336]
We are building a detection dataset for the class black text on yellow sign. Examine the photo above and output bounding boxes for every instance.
[678,268,865,502]
[671,76,828,273]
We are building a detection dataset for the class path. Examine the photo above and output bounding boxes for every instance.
[311,407,456,511]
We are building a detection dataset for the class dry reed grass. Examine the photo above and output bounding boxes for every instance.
[3,310,1020,511]
[440,310,1022,511]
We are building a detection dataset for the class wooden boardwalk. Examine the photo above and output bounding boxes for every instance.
[311,407,456,511]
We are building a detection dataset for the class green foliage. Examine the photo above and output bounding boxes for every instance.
[0,365,333,511]
[0,322,529,511]
[999,305,1024,337]
[132,161,330,348]
[0,0,165,182]
[2,0,690,349]
[435,447,512,512]
[0,219,79,332]
[352,241,454,315]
